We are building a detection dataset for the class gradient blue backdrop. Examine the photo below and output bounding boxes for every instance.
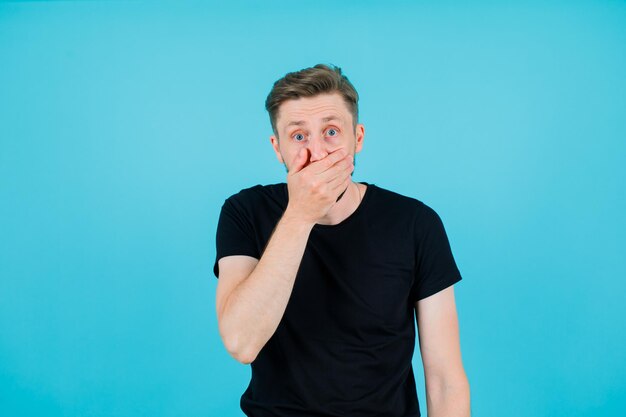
[1,1,625,416]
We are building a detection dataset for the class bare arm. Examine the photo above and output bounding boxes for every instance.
[217,147,353,364]
[217,211,314,364]
[416,286,470,417]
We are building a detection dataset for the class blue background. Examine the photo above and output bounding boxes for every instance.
[1,1,625,416]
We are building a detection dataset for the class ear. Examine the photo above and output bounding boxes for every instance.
[270,135,284,164]
[355,124,365,154]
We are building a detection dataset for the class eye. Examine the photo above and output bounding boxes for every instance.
[326,128,338,137]
[293,133,306,142]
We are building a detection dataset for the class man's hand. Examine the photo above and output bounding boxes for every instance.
[285,148,354,224]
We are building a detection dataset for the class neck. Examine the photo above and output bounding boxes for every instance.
[316,181,364,226]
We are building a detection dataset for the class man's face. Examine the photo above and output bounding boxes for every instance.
[270,92,364,173]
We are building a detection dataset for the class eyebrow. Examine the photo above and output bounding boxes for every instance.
[285,116,343,128]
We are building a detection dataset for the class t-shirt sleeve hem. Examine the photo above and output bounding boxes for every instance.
[213,250,260,279]
[415,273,462,302]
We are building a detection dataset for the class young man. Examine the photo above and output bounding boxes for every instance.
[213,64,470,417]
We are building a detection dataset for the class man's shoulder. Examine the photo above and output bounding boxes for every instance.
[368,183,426,211]
[371,183,449,224]
[222,182,287,208]
[369,183,445,229]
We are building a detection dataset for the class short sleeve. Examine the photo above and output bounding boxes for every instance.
[409,204,463,302]
[213,198,260,278]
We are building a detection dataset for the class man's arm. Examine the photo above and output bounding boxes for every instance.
[216,147,353,364]
[416,285,470,417]
[217,212,314,364]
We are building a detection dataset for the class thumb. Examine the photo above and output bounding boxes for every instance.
[290,148,309,173]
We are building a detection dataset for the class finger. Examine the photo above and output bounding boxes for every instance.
[328,166,353,191]
[289,148,309,174]
[318,155,353,183]
[308,148,349,174]
[335,183,350,203]
[330,176,352,204]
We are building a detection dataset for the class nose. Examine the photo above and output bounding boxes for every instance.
[307,135,328,162]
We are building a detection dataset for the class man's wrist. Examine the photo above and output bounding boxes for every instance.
[282,206,316,230]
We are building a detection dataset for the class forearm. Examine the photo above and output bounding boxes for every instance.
[426,377,471,417]
[220,207,314,364]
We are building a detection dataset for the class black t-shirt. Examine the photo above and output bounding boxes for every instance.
[213,182,462,417]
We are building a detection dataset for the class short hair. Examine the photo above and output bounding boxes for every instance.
[265,64,359,139]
